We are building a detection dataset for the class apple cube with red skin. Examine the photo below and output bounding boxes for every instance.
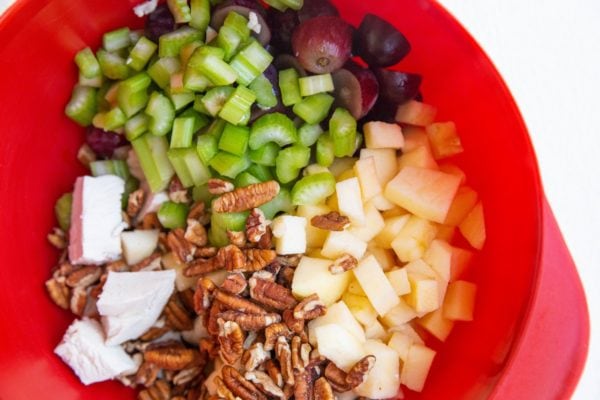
[395,100,437,126]
[397,145,438,171]
[459,201,486,250]
[364,121,404,149]
[443,280,477,321]
[444,186,478,226]
[426,121,464,159]
[449,246,474,281]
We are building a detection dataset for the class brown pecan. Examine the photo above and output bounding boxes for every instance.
[291,336,304,373]
[136,361,160,387]
[69,287,88,316]
[169,177,190,204]
[264,359,284,388]
[245,371,285,399]
[323,363,349,392]
[264,323,293,352]
[208,178,235,195]
[282,384,294,400]
[144,342,198,370]
[185,257,220,277]
[300,343,312,369]
[106,259,128,272]
[293,369,313,400]
[310,212,349,231]
[214,289,267,315]
[221,365,267,400]
[217,245,245,271]
[140,326,170,342]
[313,378,334,400]
[276,266,295,289]
[188,202,210,225]
[77,143,96,167]
[179,288,196,312]
[142,212,162,230]
[47,227,67,249]
[196,246,218,258]
[215,376,237,400]
[168,229,196,264]
[138,380,171,400]
[207,301,226,336]
[194,278,216,315]
[277,255,302,268]
[242,342,271,372]
[275,336,294,386]
[220,273,247,295]
[165,296,195,331]
[55,261,74,277]
[249,277,297,311]
[131,252,162,272]
[218,319,245,365]
[293,294,326,321]
[213,181,280,213]
[218,310,281,331]
[45,277,70,309]
[282,309,305,336]
[345,355,376,389]
[127,188,145,218]
[172,365,202,387]
[246,208,268,243]
[329,254,358,275]
[227,230,247,247]
[185,219,208,247]
[243,249,277,272]
[257,226,273,250]
[199,338,219,360]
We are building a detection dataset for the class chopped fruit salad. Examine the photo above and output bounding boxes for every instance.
[48,0,486,398]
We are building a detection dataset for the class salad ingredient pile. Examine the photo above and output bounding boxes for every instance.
[48,0,486,398]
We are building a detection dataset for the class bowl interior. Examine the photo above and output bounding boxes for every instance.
[0,0,542,399]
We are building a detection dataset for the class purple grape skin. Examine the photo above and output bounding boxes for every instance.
[354,13,411,68]
[86,127,128,158]
[144,4,176,42]
[373,68,422,105]
[267,8,299,54]
[297,0,339,22]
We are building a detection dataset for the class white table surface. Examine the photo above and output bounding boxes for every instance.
[0,0,598,398]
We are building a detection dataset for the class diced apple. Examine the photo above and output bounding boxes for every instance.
[315,324,367,371]
[426,121,463,159]
[401,344,436,392]
[271,215,307,255]
[381,299,417,328]
[443,280,477,321]
[326,193,339,212]
[374,214,410,249]
[329,157,358,179]
[402,125,431,153]
[354,340,401,399]
[458,201,486,250]
[121,230,159,265]
[385,166,461,224]
[382,207,410,219]
[387,331,414,362]
[205,269,228,286]
[353,255,400,316]
[306,248,324,258]
[444,186,478,226]
[391,323,425,345]
[364,320,388,341]
[363,121,404,149]
[336,178,365,225]
[418,308,454,341]
[347,279,367,296]
[405,259,437,278]
[348,202,385,242]
[370,193,397,211]
[391,215,438,262]
[321,231,367,260]
[366,246,396,272]
[438,163,466,185]
[308,301,366,346]
[422,240,453,281]
[435,225,456,241]
[354,157,382,201]
[397,146,438,171]
[449,246,473,281]
[342,292,379,326]
[386,268,411,296]
[336,391,359,400]
[292,257,351,306]
[360,148,397,185]
[162,251,197,291]
[337,168,356,182]
[405,274,439,314]
[395,100,437,126]
[296,204,331,248]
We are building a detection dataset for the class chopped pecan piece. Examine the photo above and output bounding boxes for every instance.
[193,278,216,315]
[213,181,280,213]
[246,208,268,243]
[293,294,326,320]
[243,249,277,272]
[199,338,220,360]
[127,188,145,218]
[245,371,285,399]
[218,319,245,365]
[242,342,271,372]
[277,255,302,268]
[300,343,312,368]
[196,246,218,258]
[165,296,195,331]
[188,202,210,225]
[220,273,247,295]
[249,277,297,311]
[227,230,247,247]
[257,226,273,249]
[323,362,350,392]
[264,323,293,352]
[136,361,160,388]
[275,336,294,386]
[221,365,267,400]
[313,378,334,400]
[142,212,162,230]
[168,228,196,264]
[140,326,170,342]
[264,359,284,388]
[215,376,237,400]
[47,227,67,249]
[169,177,190,204]
[310,211,350,231]
[276,266,295,289]
[45,277,70,309]
[138,380,171,400]
[329,254,358,274]
[144,342,198,370]
[208,178,235,195]
[185,219,208,247]
[219,310,281,331]
[70,286,88,316]
[178,288,196,312]
[77,143,96,167]
[217,246,277,273]
[282,309,304,335]
[345,355,376,389]
[293,369,313,400]
[106,259,128,272]
[214,289,267,315]
[206,300,226,336]
[131,252,162,272]
[291,336,304,373]
[185,257,220,277]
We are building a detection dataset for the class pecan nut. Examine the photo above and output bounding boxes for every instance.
[329,254,358,275]
[213,181,280,213]
[264,359,284,388]
[249,277,297,311]
[246,208,268,243]
[227,230,247,248]
[283,309,305,336]
[45,277,70,309]
[220,273,248,295]
[242,342,271,372]
[127,188,145,218]
[69,286,88,316]
[131,252,162,272]
[185,219,208,247]
[173,366,202,386]
[245,371,285,399]
[47,227,67,249]
[188,202,210,225]
[206,300,226,337]
[138,380,171,400]
[275,336,294,386]
[144,342,199,370]
[310,212,350,231]
[136,361,160,388]
[169,177,190,204]
[291,336,304,373]
[164,296,195,331]
[293,294,326,321]
[264,323,293,352]
[214,289,267,315]
[208,178,235,195]
[185,257,220,277]
[65,265,102,288]
[193,278,216,315]
[215,376,237,400]
[142,212,162,230]
[140,326,170,342]
[323,362,350,392]
[219,310,281,331]
[221,365,267,400]
[243,249,277,272]
[293,369,313,400]
[313,377,334,400]
[218,319,245,365]
[196,246,218,258]
[168,228,196,264]
[345,355,376,389]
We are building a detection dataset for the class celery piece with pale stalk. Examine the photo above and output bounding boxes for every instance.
[219,86,256,125]
[330,107,357,157]
[180,41,203,66]
[127,36,157,71]
[210,210,249,246]
[55,193,73,231]
[263,0,288,12]
[219,123,250,156]
[167,0,192,23]
[103,27,131,52]
[179,107,210,132]
[145,92,175,136]
[250,74,277,109]
[75,47,101,79]
[299,74,334,97]
[125,113,149,141]
[275,144,311,184]
[204,117,227,139]
[93,107,127,131]
[280,0,303,10]
[97,50,131,80]
[224,11,251,38]
[158,201,189,229]
[148,57,181,89]
[209,151,251,179]
[169,92,196,111]
[260,187,293,219]
[235,171,262,188]
[78,72,103,88]
[230,40,273,86]
[190,0,211,31]
[168,147,212,187]
[118,73,151,117]
[132,133,175,192]
[247,163,274,181]
[249,112,297,149]
[192,183,215,205]
[279,68,301,106]
[65,85,97,126]
[184,68,212,92]
[122,176,140,209]
[293,93,334,124]
[316,133,335,167]
[171,117,196,148]
[159,26,204,58]
[196,134,219,165]
[188,47,238,86]
[201,86,235,116]
[90,160,130,180]
[249,142,279,166]
[291,172,336,206]
[298,123,323,147]
[217,26,244,61]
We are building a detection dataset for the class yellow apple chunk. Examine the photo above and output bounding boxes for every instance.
[459,201,486,250]
[390,215,438,262]
[405,273,440,314]
[438,163,466,184]
[308,300,366,346]
[386,268,411,296]
[381,298,418,328]
[321,231,367,260]
[342,292,379,326]
[401,344,436,392]
[336,178,365,225]
[395,100,437,126]
[354,340,401,399]
[360,148,397,185]
[291,256,351,306]
[347,278,367,296]
[364,320,388,341]
[443,280,477,321]
[296,204,331,248]
[422,239,453,281]
[364,121,404,149]
[329,157,358,179]
[366,246,396,272]
[162,251,197,291]
[353,255,400,316]
[444,186,478,227]
[418,308,455,341]
[426,121,464,159]
[354,157,382,201]
[388,331,416,362]
[314,324,366,371]
[401,125,430,153]
[397,145,438,171]
[370,193,397,211]
[374,214,410,249]
[348,202,385,242]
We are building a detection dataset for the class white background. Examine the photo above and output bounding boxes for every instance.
[0,0,598,398]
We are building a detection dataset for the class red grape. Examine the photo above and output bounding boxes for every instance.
[332,64,379,119]
[145,4,176,42]
[86,127,127,159]
[297,0,339,22]
[211,0,271,45]
[374,68,422,104]
[354,14,411,67]
[267,8,299,53]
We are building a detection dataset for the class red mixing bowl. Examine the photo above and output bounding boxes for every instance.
[0,0,589,399]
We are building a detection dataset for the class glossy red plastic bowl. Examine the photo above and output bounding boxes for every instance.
[0,0,589,399]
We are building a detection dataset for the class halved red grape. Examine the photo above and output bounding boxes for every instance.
[86,127,128,158]
[361,98,397,124]
[211,0,271,45]
[267,8,299,53]
[297,0,339,22]
[332,64,379,119]
[292,16,353,74]
[374,68,422,104]
[354,14,411,67]
[145,4,176,42]
[273,54,307,76]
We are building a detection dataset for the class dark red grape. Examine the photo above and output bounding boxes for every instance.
[354,14,411,67]
[86,127,127,159]
[297,0,339,22]
[267,8,299,53]
[145,4,176,42]
[332,65,379,119]
[292,16,353,74]
[361,98,397,124]
[273,54,307,76]
[211,0,271,45]
[373,68,422,104]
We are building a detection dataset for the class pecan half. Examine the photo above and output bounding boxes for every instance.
[264,359,284,388]
[185,257,220,277]
[291,336,304,373]
[242,342,271,372]
[165,296,195,331]
[276,266,295,289]
[275,336,294,386]
[106,259,128,272]
[323,363,350,392]
[213,181,280,213]
[249,277,297,311]
[214,289,267,315]
[345,355,376,389]
[127,188,145,218]
[257,226,273,249]
[217,246,277,273]
[310,212,349,231]
[264,323,293,352]
[219,310,281,331]
[313,378,334,400]
[168,228,196,264]
[208,178,235,195]
[194,278,216,315]
[70,287,88,316]
[185,219,208,247]
[140,326,170,342]
[218,319,245,365]
[47,227,67,249]
[293,294,326,321]
[227,230,247,248]
[246,208,268,243]
[199,338,220,360]
[243,249,277,272]
[142,212,162,230]
[196,246,218,258]
[220,273,247,295]
[293,369,313,400]
[188,202,210,225]
[169,177,190,204]
[207,300,226,336]
[138,380,171,400]
[215,376,237,400]
[131,252,162,272]
[45,277,70,309]
[329,254,358,275]
[144,342,198,370]
[136,361,160,388]
[245,371,285,399]
[221,365,267,400]
[282,309,304,335]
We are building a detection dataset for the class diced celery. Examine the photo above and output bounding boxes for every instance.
[298,73,334,97]
[201,86,235,116]
[249,112,297,149]
[93,107,127,131]
[275,144,311,184]
[209,151,251,178]
[247,163,274,181]
[188,47,238,86]
[145,92,175,136]
[219,123,250,155]
[190,0,211,31]
[167,0,192,23]
[65,85,97,126]
[127,36,158,71]
[196,134,218,166]
[148,57,181,89]
[169,92,196,110]
[54,193,73,231]
[132,133,175,192]
[178,107,210,132]
[217,25,244,61]
[299,123,324,147]
[169,72,186,94]
[249,142,280,166]
[97,50,131,80]
[250,74,277,109]
[224,11,250,38]
[78,72,103,88]
[219,85,256,125]
[158,201,189,229]
[118,73,151,117]
[159,26,204,58]
[122,176,140,209]
[168,147,212,187]
[280,0,303,10]
[184,68,212,92]
[75,47,101,79]
[204,117,227,139]
[262,0,288,12]
[103,27,131,52]
[171,117,196,148]
[259,187,293,219]
[210,210,249,246]
[125,113,149,141]
[329,107,357,157]
[192,183,215,205]
[291,172,335,205]
[180,41,203,66]
[90,160,131,179]
[316,133,335,167]
[293,93,334,124]
[279,68,301,106]
[235,171,262,188]
[230,40,273,86]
